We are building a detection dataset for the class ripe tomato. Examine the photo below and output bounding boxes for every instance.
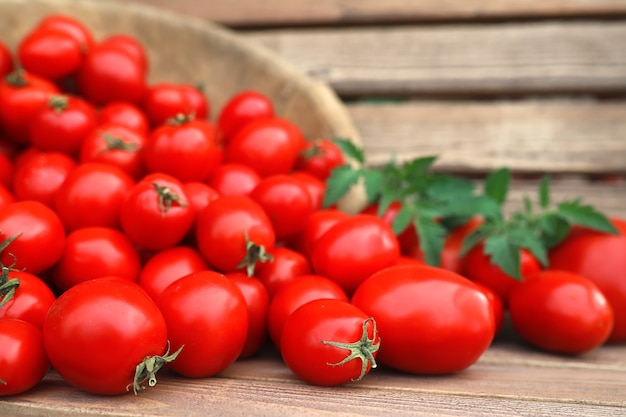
[290,170,326,211]
[225,117,305,177]
[138,245,208,301]
[0,269,55,330]
[549,218,626,343]
[54,162,135,231]
[226,271,270,358]
[0,41,14,78]
[361,201,419,256]
[29,94,97,156]
[0,319,49,396]
[143,82,209,127]
[280,299,379,386]
[0,200,65,275]
[509,270,614,354]
[100,34,148,73]
[0,149,14,189]
[267,274,348,347]
[310,214,401,295]
[120,173,194,251]
[144,116,222,182]
[51,227,141,293]
[18,27,83,80]
[156,270,248,378]
[12,150,77,207]
[295,138,345,181]
[0,184,15,210]
[195,195,276,275]
[293,208,349,260]
[351,264,495,374]
[439,217,482,273]
[43,277,170,395]
[36,14,95,51]
[255,246,311,298]
[208,162,261,197]
[249,174,314,241]
[98,101,150,136]
[217,90,273,143]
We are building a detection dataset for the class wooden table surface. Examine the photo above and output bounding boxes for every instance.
[5,1,626,416]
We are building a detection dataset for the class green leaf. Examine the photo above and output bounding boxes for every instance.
[438,194,502,221]
[538,212,571,249]
[322,165,363,208]
[331,138,365,164]
[391,204,413,235]
[483,233,522,281]
[484,168,510,205]
[425,174,476,202]
[556,200,619,234]
[401,156,438,178]
[539,175,551,209]
[508,228,549,268]
[460,224,491,256]
[361,169,384,204]
[414,215,447,267]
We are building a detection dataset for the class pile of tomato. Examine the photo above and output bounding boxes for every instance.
[0,14,624,398]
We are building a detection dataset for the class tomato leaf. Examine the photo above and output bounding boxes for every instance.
[391,204,414,235]
[483,233,522,281]
[331,137,365,164]
[361,169,384,204]
[484,168,510,206]
[323,165,363,208]
[508,228,549,268]
[538,212,571,249]
[414,215,447,267]
[556,199,619,235]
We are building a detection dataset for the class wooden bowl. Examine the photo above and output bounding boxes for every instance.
[0,0,365,210]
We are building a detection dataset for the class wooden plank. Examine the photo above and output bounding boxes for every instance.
[346,100,626,174]
[116,0,626,27]
[244,21,626,97]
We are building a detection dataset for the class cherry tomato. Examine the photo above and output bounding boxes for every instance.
[143,82,209,127]
[549,218,626,343]
[208,162,261,197]
[293,208,349,260]
[144,116,222,182]
[54,162,135,231]
[37,14,95,51]
[120,173,194,251]
[195,195,275,275]
[98,101,150,136]
[0,184,15,210]
[290,171,326,211]
[311,214,401,295]
[18,27,83,80]
[225,117,305,177]
[138,245,208,301]
[509,270,614,354]
[255,246,311,298]
[280,299,379,386]
[295,138,345,181]
[0,319,49,396]
[217,90,273,143]
[0,200,65,275]
[0,41,14,79]
[100,34,148,73]
[0,149,14,189]
[351,264,495,374]
[43,277,170,395]
[0,268,55,330]
[361,201,419,256]
[267,274,348,347]
[156,270,248,378]
[52,226,141,293]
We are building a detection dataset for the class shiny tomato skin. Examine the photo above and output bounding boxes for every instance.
[280,298,379,386]
[54,162,135,231]
[217,90,274,144]
[208,162,261,197]
[37,14,95,51]
[143,83,209,127]
[509,270,613,354]
[310,214,401,295]
[0,200,65,275]
[439,217,482,273]
[267,274,348,347]
[295,138,345,182]
[293,208,349,260]
[0,150,14,190]
[549,218,626,343]
[0,270,55,330]
[255,246,311,298]
[100,35,148,73]
[290,171,326,211]
[0,41,14,78]
[351,264,495,374]
[52,227,141,293]
[138,245,208,301]
[18,28,83,80]
[156,270,248,378]
[0,184,15,210]
[0,319,49,396]
[43,277,168,395]
[98,101,150,136]
[362,202,419,256]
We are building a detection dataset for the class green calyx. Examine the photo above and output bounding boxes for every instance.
[235,231,274,277]
[152,183,187,216]
[48,94,69,113]
[0,265,20,310]
[166,113,195,126]
[321,317,380,382]
[127,342,184,395]
[5,69,28,87]
[102,133,140,152]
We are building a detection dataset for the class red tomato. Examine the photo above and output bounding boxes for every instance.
[461,244,542,304]
[0,319,49,396]
[549,218,626,343]
[473,281,505,335]
[18,27,83,80]
[267,274,348,347]
[208,162,261,197]
[311,214,401,295]
[0,184,15,210]
[54,162,135,231]
[156,270,248,378]
[0,150,14,189]
[29,94,97,156]
[509,270,614,354]
[439,217,482,273]
[293,208,349,260]
[195,195,276,275]
[138,245,208,301]
[0,70,59,145]
[362,201,419,256]
[144,117,222,182]
[37,14,95,51]
[225,117,305,177]
[98,101,150,136]
[249,174,314,241]
[43,277,170,395]
[79,123,147,180]
[143,83,209,127]
[52,227,141,293]
[0,200,65,275]
[217,90,273,143]
[295,138,345,181]
[120,173,195,251]
[0,41,14,79]
[227,271,270,358]
[100,34,148,73]
[182,181,219,218]
[290,170,326,211]
[0,269,55,330]
[280,299,379,386]
[255,246,311,298]
[12,150,77,207]
[351,264,495,374]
